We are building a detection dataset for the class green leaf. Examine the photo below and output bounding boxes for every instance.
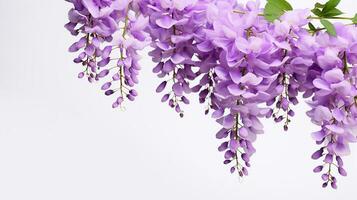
[264,0,293,22]
[264,3,285,22]
[267,0,293,11]
[314,2,325,8]
[322,8,343,17]
[322,0,341,13]
[308,22,316,31]
[311,8,323,17]
[320,19,337,36]
[352,14,357,24]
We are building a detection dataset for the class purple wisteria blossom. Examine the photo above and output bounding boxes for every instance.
[305,23,357,189]
[198,1,314,177]
[138,0,213,117]
[65,0,151,107]
[65,0,357,189]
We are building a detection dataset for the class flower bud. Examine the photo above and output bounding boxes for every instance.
[218,142,228,152]
[338,167,347,176]
[311,149,323,160]
[156,81,167,93]
[323,154,333,164]
[223,160,231,165]
[98,69,109,78]
[336,156,344,166]
[78,72,85,79]
[129,89,138,97]
[105,90,115,96]
[313,165,323,173]
[101,82,112,90]
[230,167,236,174]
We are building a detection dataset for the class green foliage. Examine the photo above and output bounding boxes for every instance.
[323,8,343,17]
[312,0,342,17]
[314,2,325,8]
[311,8,323,17]
[264,4,285,22]
[267,0,293,11]
[320,19,337,36]
[264,0,292,22]
[308,22,317,31]
[322,0,341,13]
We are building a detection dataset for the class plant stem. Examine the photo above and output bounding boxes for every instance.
[233,10,354,21]
[119,8,130,98]
[308,16,353,20]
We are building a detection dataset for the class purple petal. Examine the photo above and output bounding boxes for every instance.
[171,53,186,64]
[311,130,327,141]
[212,109,224,119]
[102,46,112,59]
[172,82,184,96]
[239,127,249,138]
[215,67,229,80]
[222,115,235,129]
[330,80,351,94]
[229,139,239,152]
[98,57,110,67]
[197,41,214,52]
[325,124,344,134]
[156,15,177,29]
[162,60,175,73]
[227,84,245,96]
[313,78,331,91]
[171,34,193,43]
[332,108,344,122]
[224,150,235,159]
[313,106,332,122]
[229,70,241,84]
[153,62,164,73]
[333,140,351,156]
[240,73,263,86]
[324,68,344,83]
[323,154,333,163]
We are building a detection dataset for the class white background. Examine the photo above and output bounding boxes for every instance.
[0,0,356,199]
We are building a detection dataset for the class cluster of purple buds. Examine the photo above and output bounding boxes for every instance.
[65,0,357,189]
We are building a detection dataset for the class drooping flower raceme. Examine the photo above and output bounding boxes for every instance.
[65,0,151,107]
[198,1,316,177]
[304,23,357,189]
[65,0,357,189]
[65,0,118,83]
[138,0,215,117]
[99,11,151,108]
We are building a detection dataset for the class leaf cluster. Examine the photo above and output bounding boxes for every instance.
[264,0,293,22]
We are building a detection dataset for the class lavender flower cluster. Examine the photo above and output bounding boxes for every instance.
[65,0,357,188]
[65,0,151,107]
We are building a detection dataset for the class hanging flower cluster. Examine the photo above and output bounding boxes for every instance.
[65,0,151,107]
[65,0,357,189]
